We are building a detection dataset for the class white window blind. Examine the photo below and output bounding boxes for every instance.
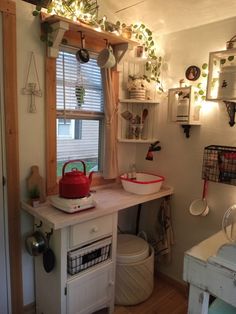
[56,51,103,112]
[56,50,104,174]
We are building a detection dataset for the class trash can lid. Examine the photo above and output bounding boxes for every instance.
[117,234,149,264]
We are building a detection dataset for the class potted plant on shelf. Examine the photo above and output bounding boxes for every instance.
[127,75,150,100]
[116,21,163,92]
[28,185,40,207]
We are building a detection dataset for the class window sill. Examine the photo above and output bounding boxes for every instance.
[51,172,116,196]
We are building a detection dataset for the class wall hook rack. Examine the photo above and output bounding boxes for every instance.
[224,101,236,127]
[35,220,43,228]
[181,125,191,138]
[45,228,53,238]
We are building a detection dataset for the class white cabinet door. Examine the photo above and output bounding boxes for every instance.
[67,262,114,314]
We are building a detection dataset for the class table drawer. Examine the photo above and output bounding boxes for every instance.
[207,263,236,307]
[69,214,113,248]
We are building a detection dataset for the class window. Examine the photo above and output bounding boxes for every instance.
[56,50,104,176]
[57,119,74,138]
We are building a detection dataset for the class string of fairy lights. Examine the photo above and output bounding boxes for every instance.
[34,0,164,91]
[45,0,99,24]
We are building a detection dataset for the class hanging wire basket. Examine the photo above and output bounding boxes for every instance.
[202,145,236,185]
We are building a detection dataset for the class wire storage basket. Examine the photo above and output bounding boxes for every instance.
[67,237,112,275]
[202,145,236,185]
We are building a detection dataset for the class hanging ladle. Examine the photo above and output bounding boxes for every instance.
[189,179,209,216]
[76,32,90,63]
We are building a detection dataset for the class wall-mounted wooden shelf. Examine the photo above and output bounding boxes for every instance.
[40,13,138,58]
[206,48,236,126]
[41,13,138,46]
[206,48,236,101]
[119,99,158,104]
[118,99,159,143]
[168,86,201,138]
[117,138,159,143]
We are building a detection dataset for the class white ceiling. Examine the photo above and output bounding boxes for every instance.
[98,0,236,35]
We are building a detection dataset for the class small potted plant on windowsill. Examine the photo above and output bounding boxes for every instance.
[28,185,40,208]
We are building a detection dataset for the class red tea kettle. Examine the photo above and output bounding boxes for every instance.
[59,160,94,199]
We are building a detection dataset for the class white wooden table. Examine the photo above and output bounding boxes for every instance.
[183,229,236,314]
[22,183,174,229]
[22,183,174,314]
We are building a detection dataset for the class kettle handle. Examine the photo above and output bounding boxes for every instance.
[62,160,86,177]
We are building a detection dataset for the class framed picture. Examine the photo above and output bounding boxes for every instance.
[185,65,201,81]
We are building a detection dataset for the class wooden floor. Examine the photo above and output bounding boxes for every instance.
[113,275,188,314]
[25,275,188,314]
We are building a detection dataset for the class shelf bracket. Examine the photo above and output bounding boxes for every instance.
[113,43,131,63]
[181,125,191,138]
[224,101,236,127]
[47,21,69,58]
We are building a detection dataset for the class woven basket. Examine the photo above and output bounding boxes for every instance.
[115,246,154,305]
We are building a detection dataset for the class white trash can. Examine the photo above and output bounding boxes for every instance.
[115,234,154,306]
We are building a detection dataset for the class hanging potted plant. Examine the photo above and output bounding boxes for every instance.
[75,85,85,107]
[28,185,40,207]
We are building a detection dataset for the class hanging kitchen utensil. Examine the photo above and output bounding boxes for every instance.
[43,230,55,273]
[97,43,116,68]
[189,179,209,216]
[25,230,47,256]
[76,32,90,63]
[121,110,133,121]
[142,108,148,123]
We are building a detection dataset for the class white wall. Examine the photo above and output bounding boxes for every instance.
[136,17,236,281]
[16,1,45,305]
[15,0,236,304]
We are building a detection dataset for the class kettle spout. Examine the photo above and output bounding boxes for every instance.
[88,171,94,184]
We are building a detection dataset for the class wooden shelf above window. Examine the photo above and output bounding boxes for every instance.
[40,13,138,58]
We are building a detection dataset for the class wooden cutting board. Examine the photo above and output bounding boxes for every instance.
[26,165,46,203]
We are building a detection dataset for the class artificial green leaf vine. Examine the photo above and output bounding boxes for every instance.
[33,1,164,91]
[115,21,163,91]
[194,63,208,102]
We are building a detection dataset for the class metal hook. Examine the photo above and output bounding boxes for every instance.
[45,229,53,244]
[45,228,53,238]
[104,39,108,48]
[79,31,85,48]
[35,221,43,228]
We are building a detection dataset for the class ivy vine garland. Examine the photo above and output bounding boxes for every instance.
[116,21,163,91]
[33,1,163,91]
[195,63,208,102]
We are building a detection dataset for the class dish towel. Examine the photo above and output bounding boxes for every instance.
[154,197,174,264]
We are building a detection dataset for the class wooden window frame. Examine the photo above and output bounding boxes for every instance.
[1,0,23,313]
[45,32,118,195]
